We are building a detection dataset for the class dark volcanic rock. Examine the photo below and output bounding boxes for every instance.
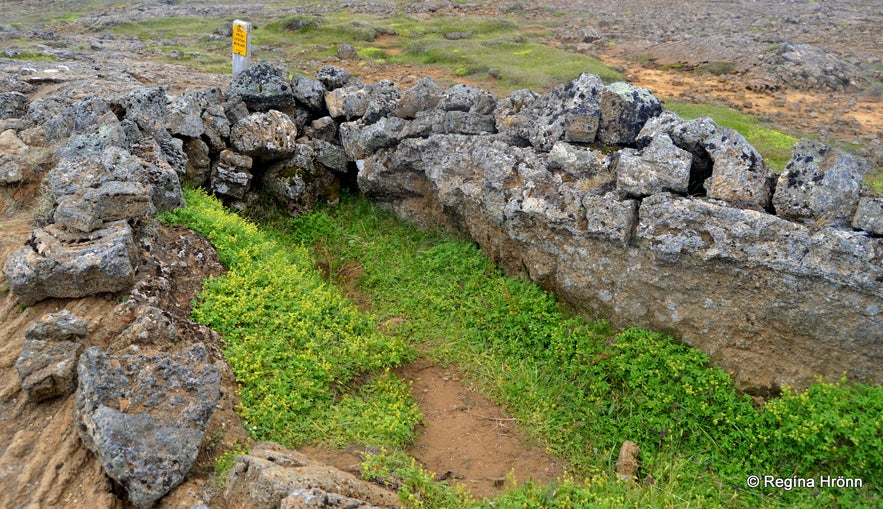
[230,110,298,160]
[16,340,82,402]
[211,149,254,199]
[773,139,868,225]
[226,60,295,112]
[75,344,220,509]
[5,221,138,305]
[24,310,88,342]
[0,91,28,119]
[262,144,338,217]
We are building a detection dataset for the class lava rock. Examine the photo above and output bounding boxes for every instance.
[262,144,338,217]
[226,60,295,112]
[24,310,88,342]
[852,196,883,235]
[773,140,868,224]
[291,74,327,113]
[0,91,28,119]
[117,306,177,344]
[230,110,298,160]
[16,339,82,402]
[53,181,152,232]
[615,134,692,197]
[5,221,138,305]
[597,81,662,146]
[75,344,220,509]
[339,117,406,160]
[394,77,442,119]
[211,149,254,199]
[316,65,353,91]
[703,127,772,210]
[182,138,211,187]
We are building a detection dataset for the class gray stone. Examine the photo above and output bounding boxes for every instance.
[75,344,220,509]
[53,181,152,232]
[773,140,868,224]
[221,442,398,509]
[24,310,88,342]
[117,306,177,344]
[166,88,224,138]
[16,339,82,402]
[339,117,406,160]
[0,131,37,183]
[615,134,692,197]
[225,60,295,112]
[439,83,496,114]
[583,193,639,247]
[182,137,211,187]
[211,149,254,199]
[316,65,353,91]
[281,488,382,509]
[337,43,360,60]
[403,110,496,138]
[310,139,349,173]
[118,87,168,132]
[394,77,442,119]
[495,73,604,150]
[852,196,883,235]
[597,81,662,146]
[262,144,338,217]
[304,116,337,142]
[4,221,138,305]
[325,85,370,120]
[0,91,28,119]
[703,127,772,209]
[201,104,232,152]
[231,110,298,160]
[363,80,400,124]
[42,96,112,143]
[291,74,327,112]
[547,142,613,180]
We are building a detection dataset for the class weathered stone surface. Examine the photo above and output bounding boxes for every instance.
[703,127,772,209]
[225,60,295,112]
[547,142,613,180]
[75,344,220,509]
[438,83,496,114]
[309,139,349,173]
[182,137,211,187]
[211,149,253,199]
[201,104,232,152]
[0,129,36,184]
[221,442,397,509]
[166,87,223,138]
[325,85,370,120]
[0,91,28,119]
[773,139,868,224]
[24,310,88,342]
[339,117,406,160]
[231,110,298,160]
[394,77,442,119]
[5,221,138,305]
[583,193,639,247]
[637,112,717,195]
[281,488,382,509]
[496,74,604,150]
[292,74,327,112]
[403,110,496,138]
[117,306,177,344]
[262,144,338,217]
[316,65,353,91]
[53,181,152,232]
[853,196,883,235]
[362,80,400,124]
[42,96,111,143]
[16,339,82,402]
[597,81,662,146]
[118,87,168,132]
[304,116,337,142]
[615,134,692,197]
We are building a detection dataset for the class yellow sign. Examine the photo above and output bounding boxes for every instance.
[232,23,249,57]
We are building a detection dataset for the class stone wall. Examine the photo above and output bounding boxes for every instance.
[3,61,881,396]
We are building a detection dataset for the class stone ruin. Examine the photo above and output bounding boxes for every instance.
[1,60,881,506]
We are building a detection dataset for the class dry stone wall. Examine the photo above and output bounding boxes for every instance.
[1,59,881,506]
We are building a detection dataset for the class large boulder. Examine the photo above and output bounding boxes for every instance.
[225,61,295,112]
[596,82,662,146]
[75,344,220,509]
[5,221,138,305]
[53,181,152,232]
[703,127,772,210]
[262,144,338,217]
[231,110,298,160]
[773,140,868,224]
[394,77,442,119]
[16,339,82,402]
[615,134,692,197]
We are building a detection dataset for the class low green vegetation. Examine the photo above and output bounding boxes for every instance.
[666,101,799,171]
[160,189,882,508]
[160,188,419,448]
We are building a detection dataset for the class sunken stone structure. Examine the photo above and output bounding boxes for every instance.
[1,59,880,506]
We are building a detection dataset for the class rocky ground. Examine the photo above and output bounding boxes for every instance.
[0,1,879,508]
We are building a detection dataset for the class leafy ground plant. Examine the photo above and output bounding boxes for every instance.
[277,193,881,508]
[160,188,419,449]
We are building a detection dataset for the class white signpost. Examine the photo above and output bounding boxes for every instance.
[232,19,252,75]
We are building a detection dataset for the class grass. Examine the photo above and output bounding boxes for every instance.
[202,190,880,509]
[665,101,799,171]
